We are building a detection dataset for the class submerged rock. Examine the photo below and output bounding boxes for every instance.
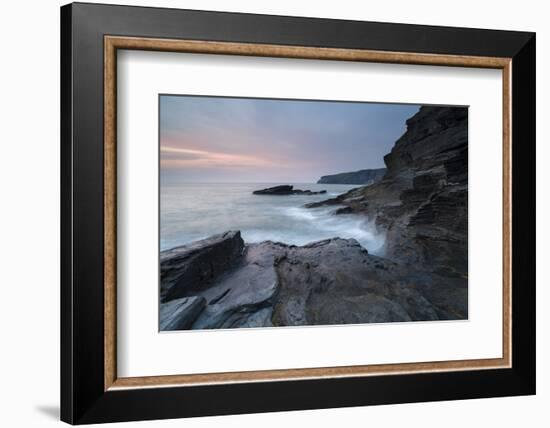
[253,185,326,195]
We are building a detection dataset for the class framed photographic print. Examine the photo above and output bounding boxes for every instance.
[60,2,536,424]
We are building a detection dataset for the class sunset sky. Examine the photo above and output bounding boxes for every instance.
[160,95,420,183]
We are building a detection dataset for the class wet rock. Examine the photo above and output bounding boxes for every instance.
[191,242,285,329]
[304,197,342,208]
[333,206,353,215]
[253,185,326,195]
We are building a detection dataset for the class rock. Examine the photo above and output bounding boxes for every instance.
[238,307,274,328]
[160,296,206,331]
[306,106,468,277]
[271,237,458,326]
[191,242,285,329]
[253,185,326,195]
[317,168,386,185]
[304,197,343,208]
[159,231,466,330]
[160,231,244,302]
[253,184,292,194]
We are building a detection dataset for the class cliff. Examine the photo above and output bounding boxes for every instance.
[317,168,386,185]
[306,106,468,276]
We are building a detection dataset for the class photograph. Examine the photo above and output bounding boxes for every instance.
[53,1,537,424]
[159,95,469,331]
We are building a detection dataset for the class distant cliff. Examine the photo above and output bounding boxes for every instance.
[317,168,386,185]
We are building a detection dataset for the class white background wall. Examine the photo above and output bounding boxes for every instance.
[0,0,546,426]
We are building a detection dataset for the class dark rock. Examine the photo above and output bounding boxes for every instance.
[160,296,206,331]
[160,231,244,303]
[253,185,326,195]
[304,197,343,208]
[333,206,353,215]
[159,231,466,330]
[191,242,285,329]
[271,237,458,326]
[306,106,468,277]
[253,184,292,194]
[317,168,386,185]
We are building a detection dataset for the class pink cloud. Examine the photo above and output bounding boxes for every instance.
[160,146,278,169]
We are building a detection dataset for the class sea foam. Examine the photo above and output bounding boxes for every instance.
[161,182,385,254]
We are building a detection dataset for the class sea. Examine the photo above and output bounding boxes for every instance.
[160,182,385,254]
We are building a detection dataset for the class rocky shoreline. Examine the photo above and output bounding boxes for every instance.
[160,106,468,330]
[160,231,466,330]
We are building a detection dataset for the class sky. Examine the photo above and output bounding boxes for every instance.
[160,95,420,183]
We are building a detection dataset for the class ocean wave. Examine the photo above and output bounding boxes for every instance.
[161,183,384,254]
[278,206,385,253]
